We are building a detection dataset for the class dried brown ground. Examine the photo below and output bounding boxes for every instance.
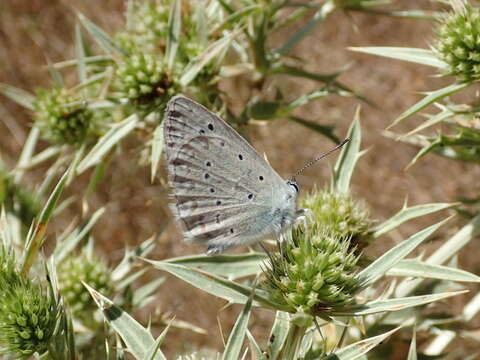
[1,0,480,358]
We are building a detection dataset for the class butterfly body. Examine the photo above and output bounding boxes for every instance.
[164,95,299,254]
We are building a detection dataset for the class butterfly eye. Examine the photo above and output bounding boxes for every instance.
[287,181,299,193]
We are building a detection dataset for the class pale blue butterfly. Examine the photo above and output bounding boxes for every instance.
[164,95,349,254]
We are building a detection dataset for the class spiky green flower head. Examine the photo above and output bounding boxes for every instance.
[58,253,113,322]
[0,278,59,358]
[34,87,101,146]
[434,6,480,82]
[116,52,178,112]
[301,188,373,250]
[264,227,359,316]
[115,0,170,54]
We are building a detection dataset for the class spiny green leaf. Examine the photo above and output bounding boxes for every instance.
[349,47,447,69]
[166,253,266,280]
[0,83,36,110]
[324,327,401,360]
[222,295,252,360]
[388,83,468,129]
[275,0,336,56]
[166,0,182,71]
[388,258,480,283]
[78,13,128,56]
[77,114,138,173]
[83,283,165,360]
[333,111,362,194]
[150,123,164,183]
[289,116,339,144]
[373,202,456,238]
[358,217,451,289]
[333,291,466,316]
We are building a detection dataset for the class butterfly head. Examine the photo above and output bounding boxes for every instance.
[286,180,299,194]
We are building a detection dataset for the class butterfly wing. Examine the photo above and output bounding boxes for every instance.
[164,96,296,253]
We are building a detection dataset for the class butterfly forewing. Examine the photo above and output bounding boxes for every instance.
[164,96,287,251]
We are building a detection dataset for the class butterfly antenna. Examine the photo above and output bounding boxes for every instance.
[290,137,351,182]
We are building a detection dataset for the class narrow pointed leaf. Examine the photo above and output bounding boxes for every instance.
[373,202,456,238]
[332,291,466,316]
[407,328,417,360]
[180,32,236,86]
[146,320,172,360]
[83,284,165,360]
[268,311,290,360]
[333,111,361,194]
[166,0,182,71]
[396,214,480,297]
[289,116,339,143]
[221,296,252,360]
[276,1,335,56]
[77,114,138,173]
[403,107,453,137]
[14,126,40,182]
[246,330,266,360]
[22,171,69,275]
[74,22,87,86]
[349,47,447,69]
[358,217,450,288]
[389,83,468,128]
[325,327,400,360]
[53,207,106,263]
[166,253,266,279]
[78,13,128,56]
[145,260,286,310]
[151,123,164,183]
[387,258,480,282]
[0,83,36,110]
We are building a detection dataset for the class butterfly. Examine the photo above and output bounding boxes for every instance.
[163,95,302,255]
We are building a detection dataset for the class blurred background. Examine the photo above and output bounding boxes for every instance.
[1,0,479,357]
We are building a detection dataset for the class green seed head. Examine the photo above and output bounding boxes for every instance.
[0,279,59,357]
[116,52,177,111]
[434,6,480,82]
[58,253,113,323]
[302,188,373,249]
[264,227,359,316]
[34,88,100,146]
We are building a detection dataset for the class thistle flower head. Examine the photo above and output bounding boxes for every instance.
[302,188,373,249]
[115,1,170,54]
[264,227,359,315]
[0,247,59,358]
[34,88,100,146]
[434,6,480,82]
[116,52,177,111]
[58,253,113,322]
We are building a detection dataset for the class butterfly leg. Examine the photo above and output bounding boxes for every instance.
[295,208,311,231]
